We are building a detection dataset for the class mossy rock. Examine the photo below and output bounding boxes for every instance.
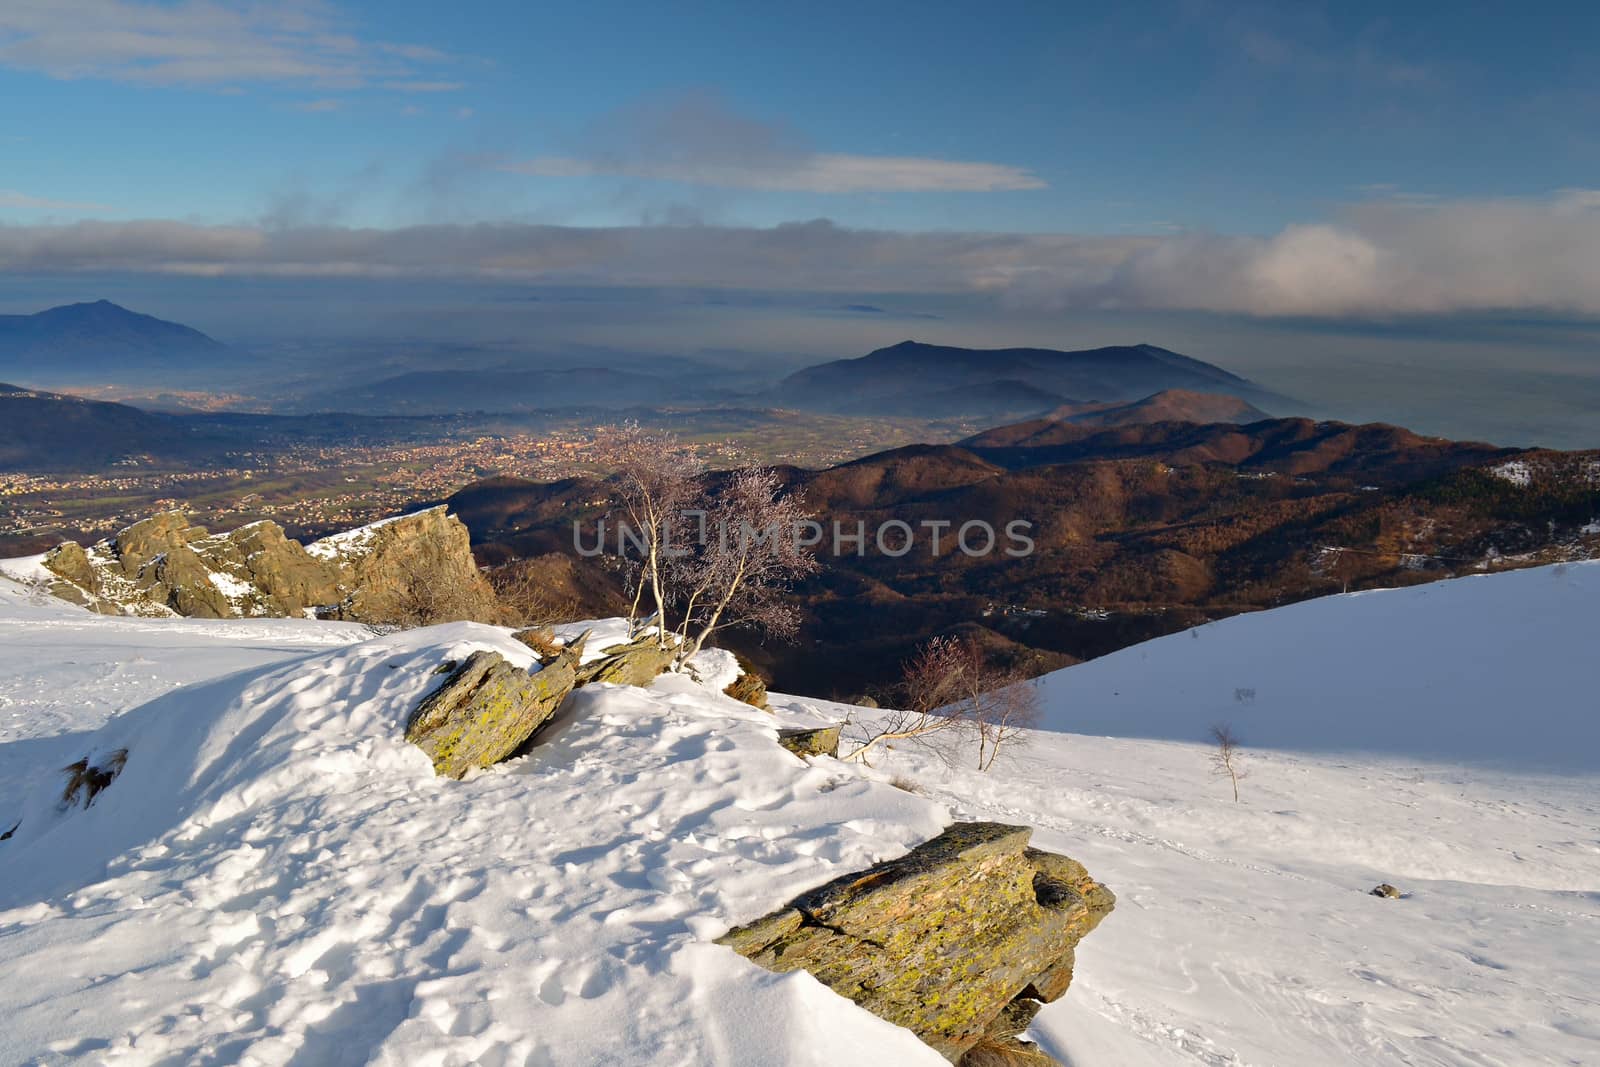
[572,636,674,688]
[404,643,581,779]
[718,822,1114,1062]
[777,725,840,759]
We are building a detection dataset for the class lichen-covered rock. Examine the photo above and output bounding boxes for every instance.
[723,671,769,710]
[776,725,840,759]
[1371,882,1402,899]
[572,637,675,688]
[718,822,1114,1063]
[404,646,580,779]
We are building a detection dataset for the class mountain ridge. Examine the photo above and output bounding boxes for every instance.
[0,300,229,383]
[773,339,1290,419]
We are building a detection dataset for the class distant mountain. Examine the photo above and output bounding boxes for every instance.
[0,383,217,470]
[0,383,478,472]
[1040,389,1269,429]
[959,416,1508,485]
[0,301,228,383]
[774,340,1289,419]
[446,413,1600,696]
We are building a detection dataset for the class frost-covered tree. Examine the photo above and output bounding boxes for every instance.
[842,635,1038,770]
[669,466,819,665]
[594,423,704,647]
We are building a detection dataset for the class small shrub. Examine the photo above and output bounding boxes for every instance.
[957,1035,1056,1067]
[513,626,564,661]
[61,749,128,809]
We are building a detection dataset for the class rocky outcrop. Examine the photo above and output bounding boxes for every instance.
[405,641,584,779]
[776,725,840,759]
[38,507,492,625]
[313,507,496,625]
[718,822,1113,1064]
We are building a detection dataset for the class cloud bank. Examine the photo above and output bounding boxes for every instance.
[6,191,1600,317]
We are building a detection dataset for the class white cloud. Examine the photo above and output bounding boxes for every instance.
[0,189,112,212]
[6,191,1600,317]
[503,90,1045,194]
[384,80,463,93]
[295,98,340,113]
[0,0,458,89]
[506,153,1046,194]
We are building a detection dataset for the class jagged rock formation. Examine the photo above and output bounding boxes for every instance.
[719,822,1113,1064]
[405,642,583,779]
[37,507,495,624]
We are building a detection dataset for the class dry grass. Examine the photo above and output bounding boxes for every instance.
[61,748,128,809]
[888,775,922,794]
[958,1036,1058,1067]
[512,626,564,661]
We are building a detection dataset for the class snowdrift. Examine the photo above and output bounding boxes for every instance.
[0,620,952,1065]
[1036,561,1600,771]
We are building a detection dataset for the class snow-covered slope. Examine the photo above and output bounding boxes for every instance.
[1033,561,1600,771]
[0,590,949,1065]
[1,564,1597,1065]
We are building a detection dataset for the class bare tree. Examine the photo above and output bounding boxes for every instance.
[487,559,580,627]
[669,466,819,665]
[370,555,500,628]
[1209,721,1245,802]
[966,670,1041,773]
[841,635,977,766]
[594,422,703,647]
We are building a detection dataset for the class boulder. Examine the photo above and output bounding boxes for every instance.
[404,645,581,779]
[41,541,97,593]
[718,822,1113,1063]
[723,671,770,710]
[1370,883,1402,899]
[776,725,840,759]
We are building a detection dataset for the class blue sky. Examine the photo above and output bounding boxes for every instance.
[4,1,1599,235]
[1,0,1600,448]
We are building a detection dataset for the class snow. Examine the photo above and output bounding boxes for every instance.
[1490,460,1532,487]
[1033,561,1600,772]
[207,567,260,605]
[1,562,1598,1065]
[0,552,51,584]
[306,506,445,560]
[0,585,948,1066]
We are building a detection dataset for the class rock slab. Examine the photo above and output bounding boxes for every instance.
[718,822,1113,1063]
[571,636,675,688]
[776,725,840,759]
[405,647,580,778]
